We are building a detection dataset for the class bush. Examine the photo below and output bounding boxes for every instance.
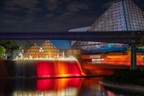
[0,45,6,58]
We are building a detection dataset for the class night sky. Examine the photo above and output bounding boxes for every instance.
[0,0,144,32]
[0,0,144,49]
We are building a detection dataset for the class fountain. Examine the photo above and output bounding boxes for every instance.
[14,54,84,78]
[36,60,82,78]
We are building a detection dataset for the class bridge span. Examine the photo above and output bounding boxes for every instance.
[0,31,142,44]
[0,31,144,70]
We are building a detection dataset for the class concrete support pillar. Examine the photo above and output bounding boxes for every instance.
[130,44,137,70]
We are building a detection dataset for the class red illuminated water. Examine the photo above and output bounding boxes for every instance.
[36,61,83,78]
[36,78,81,91]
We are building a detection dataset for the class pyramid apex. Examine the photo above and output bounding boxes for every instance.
[88,0,144,31]
[34,43,38,46]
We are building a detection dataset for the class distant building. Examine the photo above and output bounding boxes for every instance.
[24,40,59,59]
[24,43,39,58]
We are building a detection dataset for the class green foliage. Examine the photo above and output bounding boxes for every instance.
[0,45,6,58]
[0,40,19,52]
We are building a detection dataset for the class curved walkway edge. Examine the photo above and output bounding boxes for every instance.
[99,81,144,94]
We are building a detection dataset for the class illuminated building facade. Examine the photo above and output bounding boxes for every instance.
[70,0,144,53]
[40,40,59,58]
[24,43,40,58]
[88,0,144,31]
[24,40,59,59]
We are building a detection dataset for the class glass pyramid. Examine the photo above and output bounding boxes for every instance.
[88,0,144,31]
[24,40,59,58]
[73,0,144,53]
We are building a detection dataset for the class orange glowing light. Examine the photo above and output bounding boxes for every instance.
[36,78,81,91]
[36,61,83,78]
[102,54,144,65]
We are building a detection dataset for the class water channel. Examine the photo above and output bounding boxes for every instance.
[0,77,143,96]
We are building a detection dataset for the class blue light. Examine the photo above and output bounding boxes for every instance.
[107,44,112,48]
[50,40,71,49]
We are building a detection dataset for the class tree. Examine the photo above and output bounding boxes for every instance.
[0,40,19,53]
[0,45,6,58]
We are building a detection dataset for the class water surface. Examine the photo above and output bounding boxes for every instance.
[0,77,143,96]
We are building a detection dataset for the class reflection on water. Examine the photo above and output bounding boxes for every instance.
[37,78,81,91]
[0,77,142,96]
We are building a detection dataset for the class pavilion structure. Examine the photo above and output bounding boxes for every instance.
[73,0,144,51]
[24,43,39,59]
[40,40,59,59]
[88,0,144,31]
[71,0,144,70]
[24,40,59,59]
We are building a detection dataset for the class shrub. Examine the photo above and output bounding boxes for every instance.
[0,45,6,58]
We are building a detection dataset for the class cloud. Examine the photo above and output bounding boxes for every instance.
[46,4,58,11]
[36,0,96,31]
[102,0,117,9]
[4,6,20,11]
[67,14,97,27]
[4,0,39,11]
[45,0,59,11]
[1,14,20,24]
[53,12,97,31]
[47,0,58,3]
[0,0,107,32]
[23,13,34,23]
[3,19,18,24]
[56,12,74,20]
[3,0,40,23]
[67,2,89,12]
[45,13,55,18]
